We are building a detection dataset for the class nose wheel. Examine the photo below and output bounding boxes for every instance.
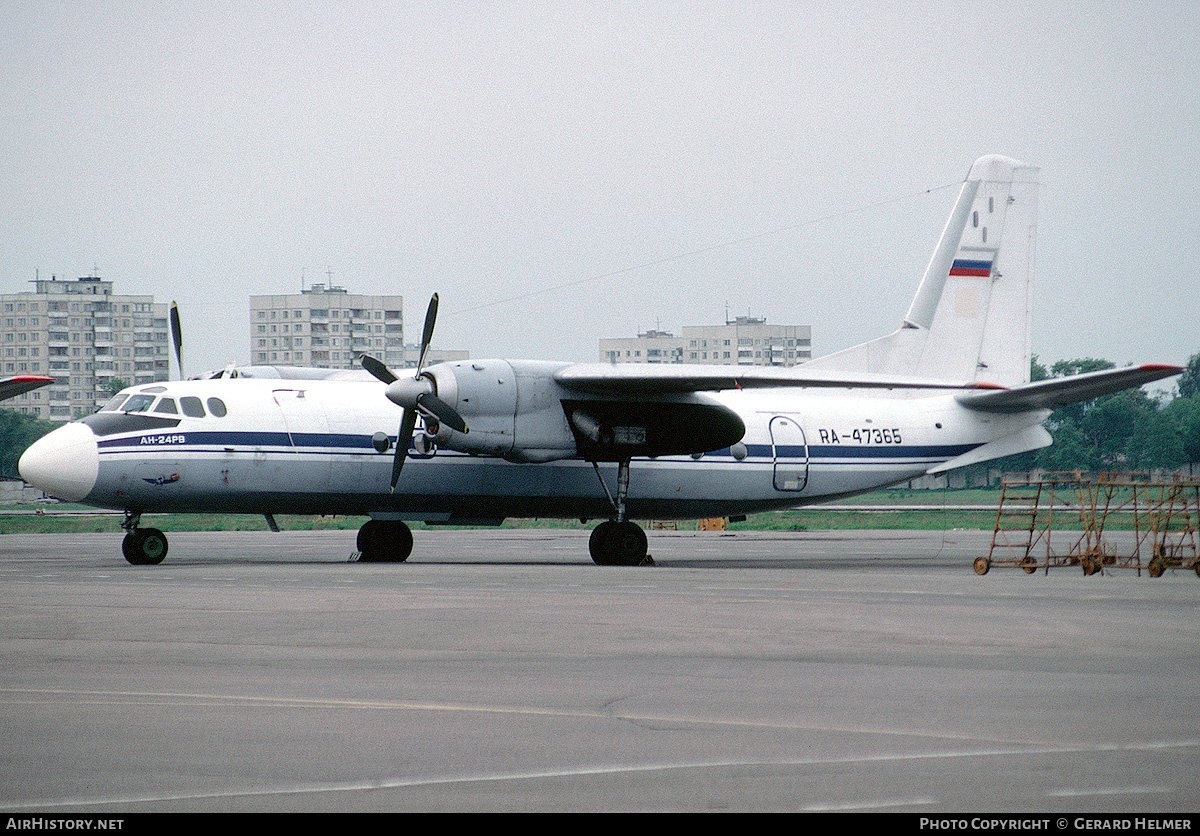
[120,513,168,565]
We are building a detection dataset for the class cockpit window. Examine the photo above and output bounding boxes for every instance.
[207,397,227,417]
[100,394,129,412]
[121,394,156,413]
[154,398,179,415]
[180,396,206,418]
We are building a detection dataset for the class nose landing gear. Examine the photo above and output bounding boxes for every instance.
[120,511,168,565]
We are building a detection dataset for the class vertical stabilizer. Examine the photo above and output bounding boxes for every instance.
[806,155,1039,386]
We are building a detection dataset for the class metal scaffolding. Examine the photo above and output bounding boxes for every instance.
[977,472,1200,577]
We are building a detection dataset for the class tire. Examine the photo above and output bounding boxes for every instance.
[122,533,143,565]
[357,519,412,563]
[608,521,648,566]
[356,519,378,556]
[589,521,617,565]
[123,528,168,565]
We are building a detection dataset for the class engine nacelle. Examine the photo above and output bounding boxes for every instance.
[423,359,579,462]
[420,358,746,464]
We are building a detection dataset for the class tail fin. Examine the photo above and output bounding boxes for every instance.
[806,155,1039,386]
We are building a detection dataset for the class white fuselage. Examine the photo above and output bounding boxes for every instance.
[20,372,1043,523]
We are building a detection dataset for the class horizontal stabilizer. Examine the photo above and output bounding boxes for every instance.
[0,375,54,401]
[956,364,1182,413]
[927,424,1052,473]
[556,363,990,395]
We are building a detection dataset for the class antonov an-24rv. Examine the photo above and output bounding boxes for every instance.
[18,156,1181,566]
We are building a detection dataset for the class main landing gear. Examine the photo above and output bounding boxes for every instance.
[588,459,651,566]
[121,511,168,565]
[356,519,414,563]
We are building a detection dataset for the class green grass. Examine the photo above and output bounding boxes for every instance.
[0,487,1009,534]
[8,485,1170,534]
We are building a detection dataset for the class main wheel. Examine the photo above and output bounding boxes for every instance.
[596,521,647,566]
[973,557,990,575]
[122,528,168,565]
[357,519,413,563]
[589,521,617,565]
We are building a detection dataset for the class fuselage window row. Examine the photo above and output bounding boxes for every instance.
[99,393,227,420]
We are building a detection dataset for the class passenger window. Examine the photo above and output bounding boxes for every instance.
[206,397,227,417]
[154,398,178,415]
[180,396,206,418]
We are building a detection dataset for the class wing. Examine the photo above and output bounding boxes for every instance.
[955,364,1182,413]
[552,363,990,462]
[554,363,994,395]
[0,375,54,402]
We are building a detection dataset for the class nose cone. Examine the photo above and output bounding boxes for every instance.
[18,423,99,502]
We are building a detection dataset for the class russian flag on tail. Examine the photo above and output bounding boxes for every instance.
[948,258,993,277]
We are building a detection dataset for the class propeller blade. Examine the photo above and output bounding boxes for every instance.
[416,293,438,373]
[169,301,183,379]
[370,293,458,491]
[391,408,418,490]
[416,392,469,434]
[361,354,398,385]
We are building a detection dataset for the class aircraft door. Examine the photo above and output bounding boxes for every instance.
[271,389,332,492]
[769,415,808,492]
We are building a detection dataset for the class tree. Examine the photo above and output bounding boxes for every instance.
[1034,357,1175,472]
[1027,351,1200,474]
[0,409,60,479]
[1164,396,1200,464]
[1178,351,1200,400]
[1030,354,1049,382]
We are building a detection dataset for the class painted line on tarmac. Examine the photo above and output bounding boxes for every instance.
[6,740,1197,810]
[0,685,1059,745]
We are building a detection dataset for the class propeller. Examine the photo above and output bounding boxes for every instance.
[361,293,468,490]
[170,301,183,379]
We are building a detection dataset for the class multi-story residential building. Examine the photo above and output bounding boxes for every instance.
[1,275,170,419]
[599,316,813,366]
[249,284,468,371]
[250,284,405,370]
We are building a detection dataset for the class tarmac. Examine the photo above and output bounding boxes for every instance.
[1,527,1198,813]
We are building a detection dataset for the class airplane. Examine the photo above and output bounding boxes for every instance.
[17,155,1182,566]
[0,375,53,402]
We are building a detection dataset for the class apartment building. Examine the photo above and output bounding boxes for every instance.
[249,284,468,371]
[599,316,812,366]
[1,275,169,419]
[249,283,405,369]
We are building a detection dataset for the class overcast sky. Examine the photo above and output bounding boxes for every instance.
[3,1,1197,380]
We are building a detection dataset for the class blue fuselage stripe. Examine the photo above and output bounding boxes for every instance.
[96,431,977,462]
